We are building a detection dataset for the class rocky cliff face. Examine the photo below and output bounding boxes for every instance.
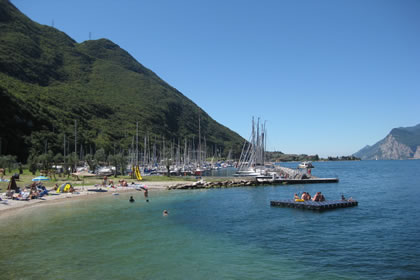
[379,135,413,160]
[413,146,420,159]
[354,124,420,160]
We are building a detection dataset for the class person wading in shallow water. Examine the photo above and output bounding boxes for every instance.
[129,196,135,203]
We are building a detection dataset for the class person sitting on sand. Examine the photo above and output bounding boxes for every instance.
[29,189,39,199]
[38,187,49,197]
[17,189,30,200]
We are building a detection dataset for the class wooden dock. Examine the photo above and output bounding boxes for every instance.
[270,199,358,211]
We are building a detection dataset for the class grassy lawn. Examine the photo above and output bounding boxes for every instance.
[0,169,228,191]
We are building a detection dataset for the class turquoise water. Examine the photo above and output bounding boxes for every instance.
[1,160,420,279]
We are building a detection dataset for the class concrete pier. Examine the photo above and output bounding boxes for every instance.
[270,178,339,184]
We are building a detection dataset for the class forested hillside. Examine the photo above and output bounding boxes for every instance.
[0,0,244,162]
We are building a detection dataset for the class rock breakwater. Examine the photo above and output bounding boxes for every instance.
[167,179,259,190]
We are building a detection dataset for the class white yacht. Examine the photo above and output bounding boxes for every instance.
[298,161,314,169]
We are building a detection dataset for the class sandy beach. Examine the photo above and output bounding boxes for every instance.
[0,181,189,218]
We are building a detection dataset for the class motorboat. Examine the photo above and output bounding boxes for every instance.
[234,168,265,177]
[256,172,281,182]
[298,161,314,169]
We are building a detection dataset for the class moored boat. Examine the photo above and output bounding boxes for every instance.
[298,161,314,169]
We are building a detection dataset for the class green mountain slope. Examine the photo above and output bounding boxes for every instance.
[0,0,244,161]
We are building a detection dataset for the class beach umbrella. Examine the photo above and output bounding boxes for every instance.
[32,176,50,182]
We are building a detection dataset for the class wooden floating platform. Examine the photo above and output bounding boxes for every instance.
[270,178,339,184]
[270,199,358,211]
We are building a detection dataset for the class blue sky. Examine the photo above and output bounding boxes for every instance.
[12,0,420,157]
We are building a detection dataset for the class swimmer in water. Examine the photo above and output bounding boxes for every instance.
[129,196,135,203]
[163,210,168,216]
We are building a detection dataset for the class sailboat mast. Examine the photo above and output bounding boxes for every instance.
[198,114,201,166]
[136,122,139,166]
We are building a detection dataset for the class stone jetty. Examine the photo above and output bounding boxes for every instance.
[167,177,339,190]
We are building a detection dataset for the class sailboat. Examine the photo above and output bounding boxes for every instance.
[234,117,267,177]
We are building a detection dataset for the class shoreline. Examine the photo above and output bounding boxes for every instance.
[0,181,189,219]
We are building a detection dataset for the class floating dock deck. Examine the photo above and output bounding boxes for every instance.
[270,199,358,211]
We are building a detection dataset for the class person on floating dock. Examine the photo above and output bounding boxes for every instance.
[312,192,325,202]
[301,192,311,201]
[294,193,300,200]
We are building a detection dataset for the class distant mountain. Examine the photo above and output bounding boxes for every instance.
[0,0,244,161]
[354,124,420,160]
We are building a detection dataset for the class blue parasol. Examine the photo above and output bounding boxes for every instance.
[32,176,50,182]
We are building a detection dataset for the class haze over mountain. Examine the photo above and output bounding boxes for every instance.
[354,124,420,160]
[0,0,244,161]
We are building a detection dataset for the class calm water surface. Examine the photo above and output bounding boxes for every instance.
[0,160,419,279]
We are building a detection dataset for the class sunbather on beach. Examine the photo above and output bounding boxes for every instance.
[118,180,128,187]
[13,190,30,200]
[39,188,49,197]
[29,190,39,199]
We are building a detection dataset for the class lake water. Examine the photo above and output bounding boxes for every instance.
[1,160,419,279]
